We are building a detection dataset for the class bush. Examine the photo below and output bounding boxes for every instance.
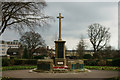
[10,59,15,65]
[14,59,37,65]
[22,48,29,59]
[2,59,10,66]
[2,59,37,66]
[83,54,92,59]
[106,61,112,66]
[112,58,120,67]
[34,55,48,59]
[14,59,25,65]
[24,59,37,65]
[84,59,97,66]
[10,56,15,59]
[97,60,106,66]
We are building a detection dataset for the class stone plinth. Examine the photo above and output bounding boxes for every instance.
[68,60,84,70]
[37,59,53,71]
[54,41,66,66]
[54,41,66,58]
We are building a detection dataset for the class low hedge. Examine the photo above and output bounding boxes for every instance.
[84,59,113,66]
[2,59,37,66]
[84,59,98,66]
[34,55,48,59]
[14,59,37,65]
[112,58,120,67]
[2,59,10,66]
[84,66,120,71]
[2,65,37,71]
[2,58,119,67]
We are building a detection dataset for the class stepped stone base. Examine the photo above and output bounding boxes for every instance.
[68,60,84,70]
[37,59,53,71]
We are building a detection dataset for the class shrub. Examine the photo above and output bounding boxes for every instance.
[34,55,47,59]
[83,54,92,59]
[14,59,37,65]
[14,59,24,65]
[10,59,15,65]
[24,59,37,65]
[84,59,97,66]
[97,60,106,66]
[10,56,15,59]
[22,48,29,59]
[2,59,37,66]
[106,61,112,66]
[2,59,10,66]
[112,58,120,67]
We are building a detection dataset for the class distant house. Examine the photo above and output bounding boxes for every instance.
[0,40,21,57]
[47,48,94,59]
[7,47,24,58]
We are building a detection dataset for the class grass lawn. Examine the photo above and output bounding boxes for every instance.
[2,65,120,71]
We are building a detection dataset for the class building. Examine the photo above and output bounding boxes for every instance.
[0,40,21,56]
[47,48,94,59]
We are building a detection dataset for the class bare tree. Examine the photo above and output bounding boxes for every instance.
[88,23,110,55]
[20,31,45,58]
[76,36,86,59]
[0,2,53,36]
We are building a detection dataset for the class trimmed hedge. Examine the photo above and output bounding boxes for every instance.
[2,59,10,66]
[83,54,92,59]
[2,59,37,66]
[2,58,119,67]
[34,55,48,59]
[84,59,98,66]
[14,59,37,65]
[112,58,120,67]
[84,59,113,66]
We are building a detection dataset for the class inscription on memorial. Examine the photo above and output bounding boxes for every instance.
[57,43,64,58]
[57,62,64,64]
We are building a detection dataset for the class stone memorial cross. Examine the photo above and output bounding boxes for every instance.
[57,13,64,41]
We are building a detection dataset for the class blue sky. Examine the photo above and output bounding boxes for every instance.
[0,2,118,50]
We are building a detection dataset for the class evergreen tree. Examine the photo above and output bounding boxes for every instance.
[76,36,86,59]
[23,47,29,59]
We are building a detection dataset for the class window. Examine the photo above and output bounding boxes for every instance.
[2,52,5,54]
[2,45,5,47]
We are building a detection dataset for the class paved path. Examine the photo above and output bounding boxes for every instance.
[2,70,120,78]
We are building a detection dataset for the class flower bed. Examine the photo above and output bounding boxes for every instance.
[53,66,68,69]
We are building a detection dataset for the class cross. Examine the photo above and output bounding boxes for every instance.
[57,13,64,41]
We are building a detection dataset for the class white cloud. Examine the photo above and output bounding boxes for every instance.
[1,2,118,50]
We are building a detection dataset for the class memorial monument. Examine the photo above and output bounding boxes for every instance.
[36,13,84,72]
[54,13,66,67]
